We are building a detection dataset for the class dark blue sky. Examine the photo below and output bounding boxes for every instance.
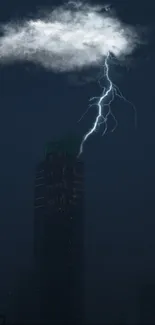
[0,0,155,323]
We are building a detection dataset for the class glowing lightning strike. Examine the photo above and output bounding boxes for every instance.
[78,52,136,157]
[0,1,140,153]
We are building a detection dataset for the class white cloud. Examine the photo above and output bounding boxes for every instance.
[0,1,141,72]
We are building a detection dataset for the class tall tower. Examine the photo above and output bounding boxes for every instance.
[34,136,85,324]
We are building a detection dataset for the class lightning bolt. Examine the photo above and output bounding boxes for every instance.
[78,52,136,157]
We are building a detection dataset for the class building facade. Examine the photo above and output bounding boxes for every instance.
[34,137,85,324]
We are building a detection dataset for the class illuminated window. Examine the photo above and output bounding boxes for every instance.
[35,196,44,201]
[35,175,44,180]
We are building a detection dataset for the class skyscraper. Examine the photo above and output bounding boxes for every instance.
[34,136,85,324]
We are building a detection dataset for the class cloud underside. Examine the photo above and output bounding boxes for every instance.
[0,1,140,72]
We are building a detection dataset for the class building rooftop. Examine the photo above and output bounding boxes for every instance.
[45,135,81,157]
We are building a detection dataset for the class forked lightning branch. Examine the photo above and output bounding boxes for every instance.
[0,1,142,155]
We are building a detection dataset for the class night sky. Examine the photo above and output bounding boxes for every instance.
[0,0,155,323]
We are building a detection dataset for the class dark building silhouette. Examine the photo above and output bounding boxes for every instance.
[0,315,6,325]
[139,282,155,324]
[34,136,85,324]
